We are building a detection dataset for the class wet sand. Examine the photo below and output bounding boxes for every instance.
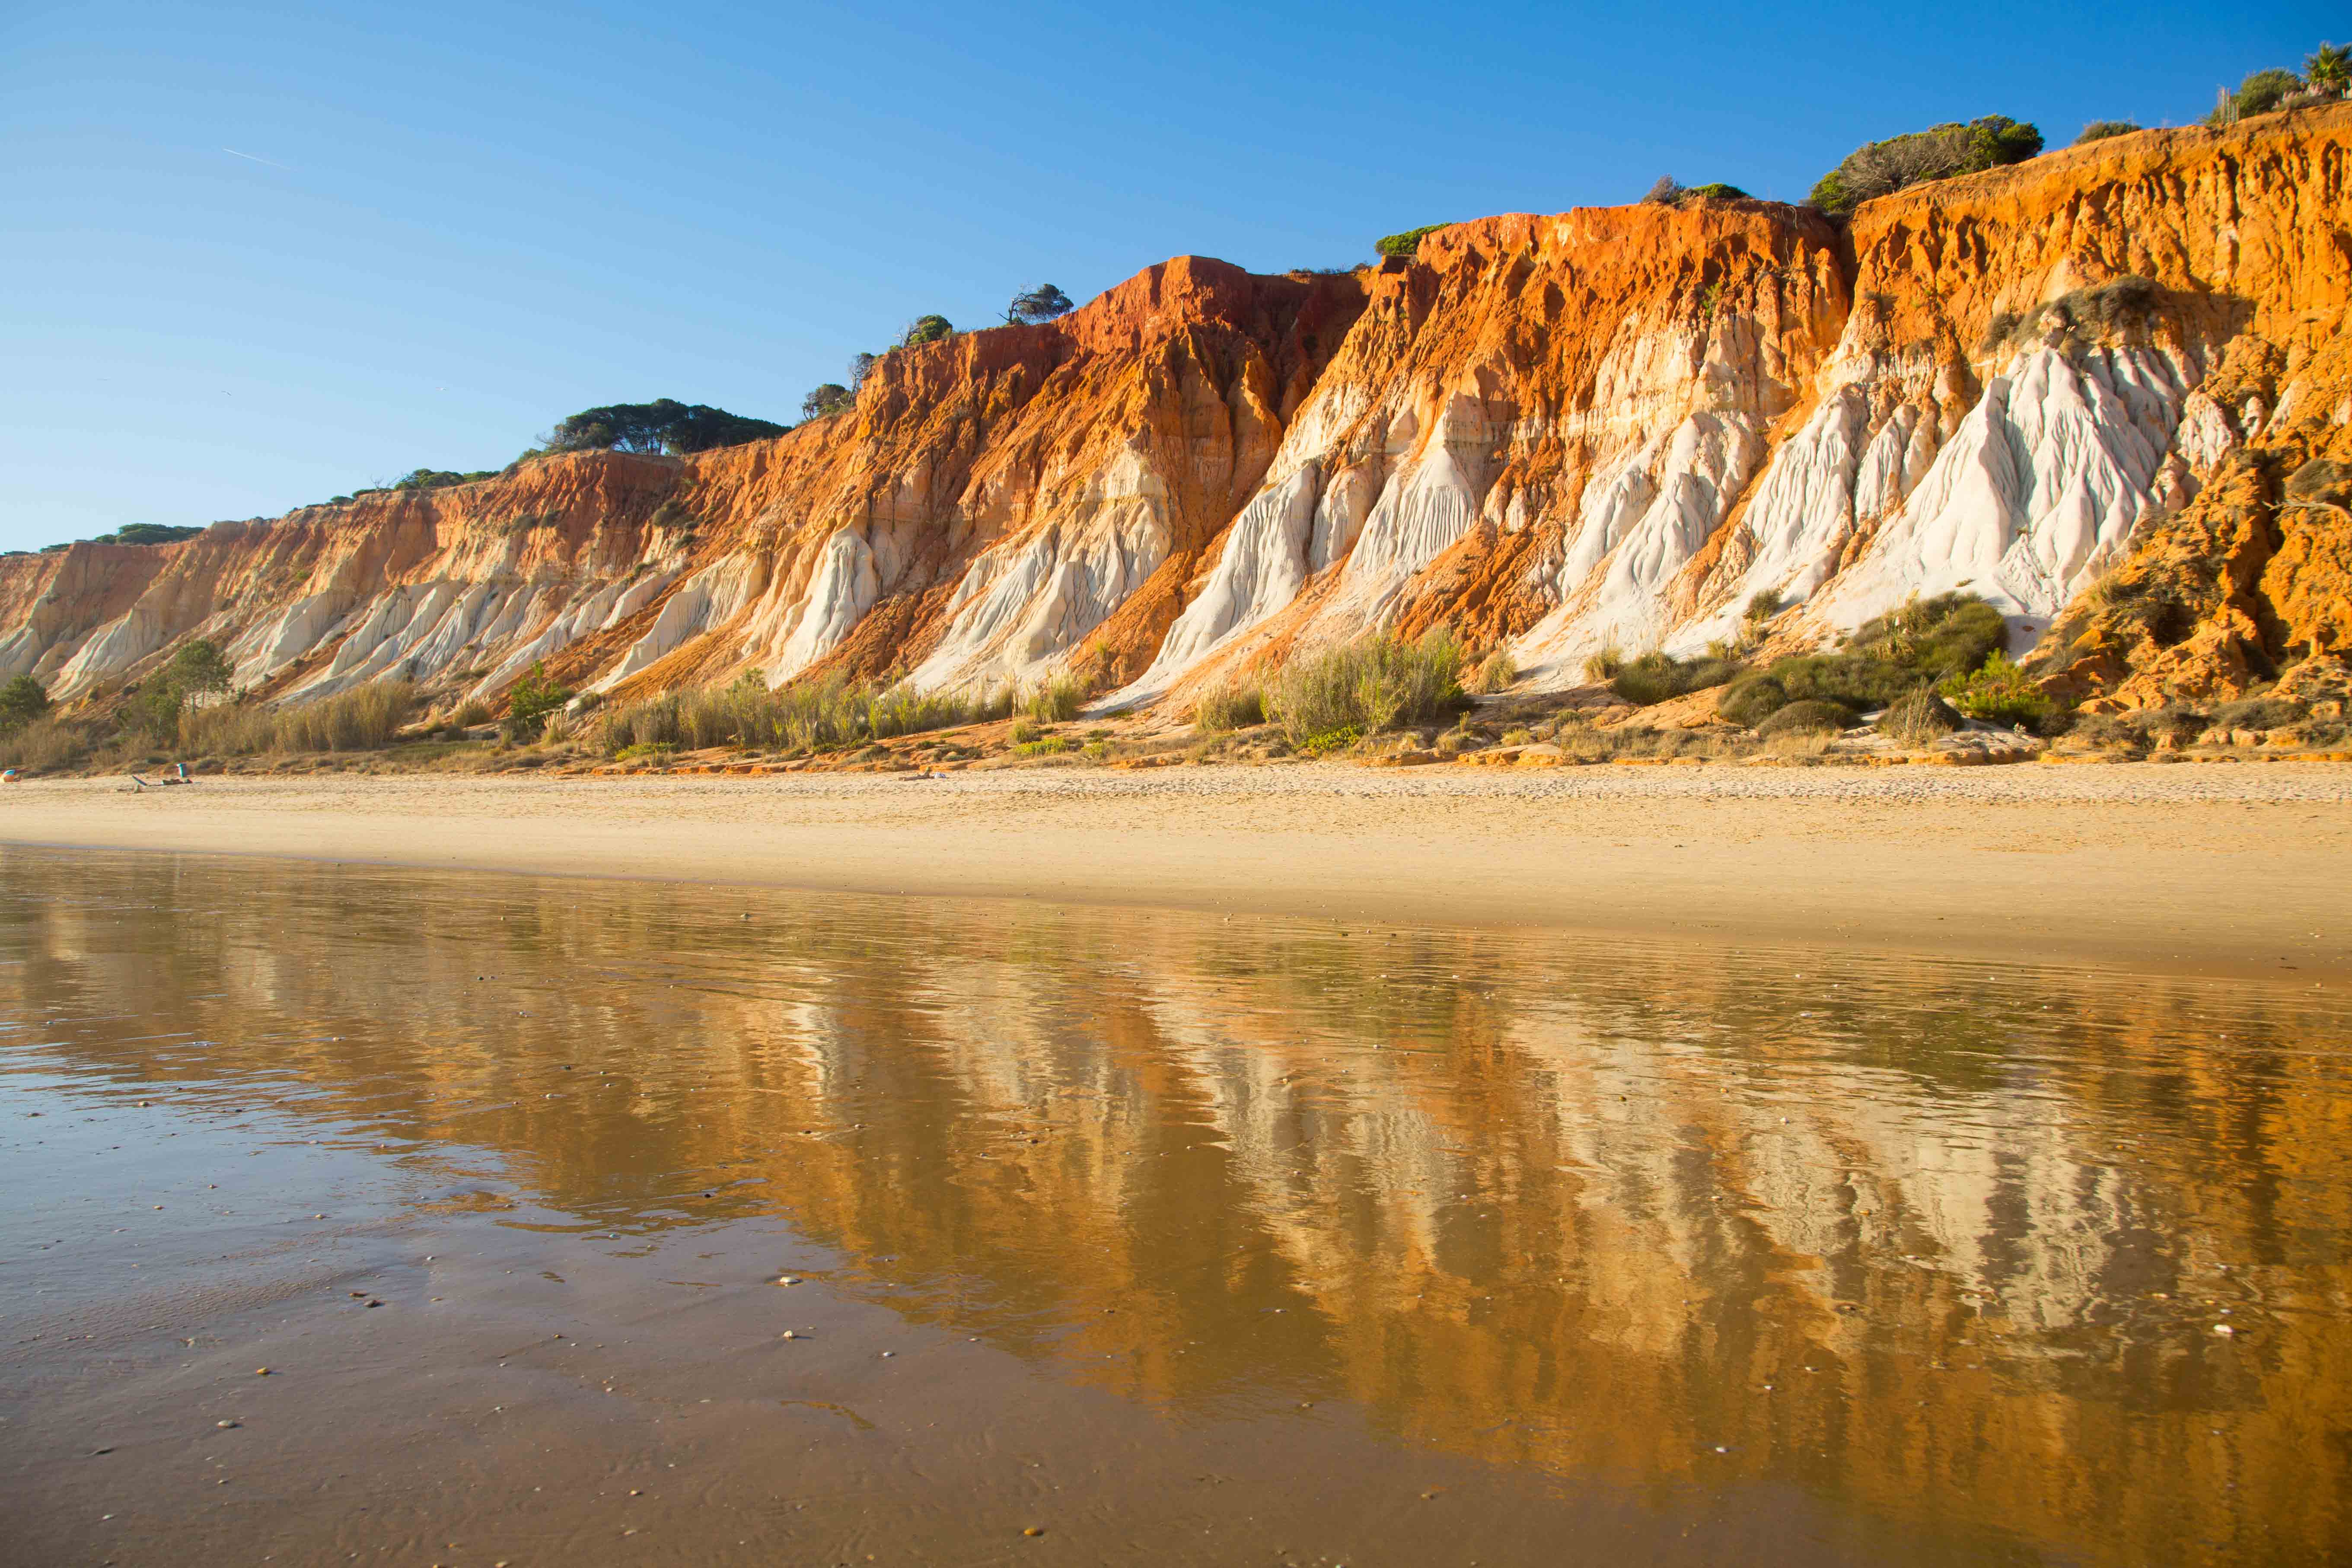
[4,763,2350,980]
[6,851,2349,1566]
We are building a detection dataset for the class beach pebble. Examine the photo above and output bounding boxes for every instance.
[2214,1324,2236,1335]
[254,1367,270,1376]
[217,1420,239,1429]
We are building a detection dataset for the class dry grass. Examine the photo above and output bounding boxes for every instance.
[1466,648,1517,695]
[1024,676,1084,723]
[0,716,103,772]
[177,682,421,755]
[1193,682,1265,733]
[1265,629,1463,746]
[596,674,1014,756]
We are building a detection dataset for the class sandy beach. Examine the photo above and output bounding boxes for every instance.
[5,761,2347,980]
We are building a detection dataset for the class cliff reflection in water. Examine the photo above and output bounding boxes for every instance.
[4,848,2349,1565]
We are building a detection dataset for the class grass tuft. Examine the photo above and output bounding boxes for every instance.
[1263,629,1464,746]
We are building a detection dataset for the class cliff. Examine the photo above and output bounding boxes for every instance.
[6,105,2348,715]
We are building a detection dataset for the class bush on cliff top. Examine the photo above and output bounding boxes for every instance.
[1807,115,2043,214]
[2074,120,2142,145]
[1374,224,1450,260]
[897,315,955,348]
[801,383,854,420]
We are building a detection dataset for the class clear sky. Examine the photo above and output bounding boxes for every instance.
[2,0,2338,553]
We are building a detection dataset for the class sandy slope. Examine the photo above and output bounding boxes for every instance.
[5,762,2349,980]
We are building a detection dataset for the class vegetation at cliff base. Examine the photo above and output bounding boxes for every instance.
[1261,628,1465,747]
[126,639,236,740]
[1607,650,1741,706]
[0,674,52,733]
[594,671,1016,755]
[1699,592,2040,735]
[1807,116,2043,214]
[500,661,573,742]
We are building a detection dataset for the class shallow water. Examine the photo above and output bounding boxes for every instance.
[3,847,2349,1567]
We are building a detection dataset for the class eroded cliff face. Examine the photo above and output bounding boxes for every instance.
[8,105,2346,714]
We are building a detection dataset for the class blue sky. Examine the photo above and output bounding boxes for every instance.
[2,0,2337,552]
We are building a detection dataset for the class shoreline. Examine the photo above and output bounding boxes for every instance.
[5,764,2348,983]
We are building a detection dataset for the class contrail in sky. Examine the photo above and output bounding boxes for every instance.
[222,147,293,170]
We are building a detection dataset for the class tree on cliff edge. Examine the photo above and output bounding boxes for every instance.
[1807,116,2042,214]
[1004,284,1075,324]
[544,399,788,457]
[801,383,854,419]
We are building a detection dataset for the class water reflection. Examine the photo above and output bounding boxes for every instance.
[3,846,2349,1564]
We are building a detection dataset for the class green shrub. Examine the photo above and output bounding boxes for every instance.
[1742,588,1785,628]
[1845,592,2007,682]
[1014,736,1071,757]
[1808,116,2043,214]
[503,662,572,741]
[1583,644,1625,682]
[800,383,853,419]
[2312,43,2351,90]
[1938,650,2050,729]
[1375,224,1450,260]
[0,674,51,733]
[2074,120,2142,145]
[2210,67,2305,125]
[1685,182,1748,200]
[1195,682,1265,732]
[1608,651,1742,707]
[167,640,235,698]
[1878,689,1963,744]
[1264,628,1463,745]
[898,314,955,348]
[1717,672,1789,727]
[1297,724,1364,757]
[1756,699,1855,736]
